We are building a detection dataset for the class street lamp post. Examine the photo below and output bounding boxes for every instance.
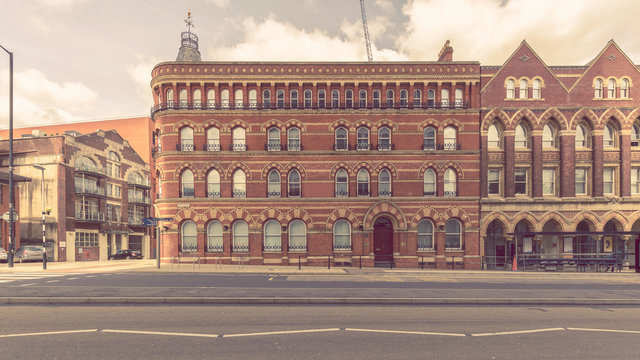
[32,165,47,270]
[0,44,14,268]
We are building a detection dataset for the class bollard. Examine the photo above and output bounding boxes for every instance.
[328,255,331,269]
[359,255,362,269]
[421,256,424,270]
[298,255,301,270]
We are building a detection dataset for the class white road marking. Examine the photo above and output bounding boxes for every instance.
[223,328,341,338]
[0,329,98,339]
[67,277,79,280]
[19,283,34,287]
[567,327,640,334]
[46,280,58,283]
[102,329,220,338]
[471,328,565,337]
[345,328,466,337]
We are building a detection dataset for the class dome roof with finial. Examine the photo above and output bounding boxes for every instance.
[176,10,202,62]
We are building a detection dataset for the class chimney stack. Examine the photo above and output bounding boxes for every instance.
[438,40,454,62]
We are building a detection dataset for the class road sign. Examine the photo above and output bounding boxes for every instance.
[2,211,18,222]
[142,217,157,226]
[156,217,173,221]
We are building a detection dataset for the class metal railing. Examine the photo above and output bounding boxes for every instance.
[176,142,194,151]
[181,188,195,197]
[377,143,393,151]
[335,190,349,197]
[334,143,348,151]
[232,244,249,252]
[423,142,462,151]
[75,186,105,196]
[128,216,143,225]
[230,143,247,151]
[204,143,221,151]
[286,142,301,151]
[75,211,105,222]
[356,142,370,151]
[266,143,282,151]
[232,190,246,198]
[75,163,105,175]
[207,191,221,198]
[267,191,281,197]
[128,194,150,204]
[378,190,392,197]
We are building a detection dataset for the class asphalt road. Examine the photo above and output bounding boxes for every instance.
[0,305,639,359]
[1,271,640,302]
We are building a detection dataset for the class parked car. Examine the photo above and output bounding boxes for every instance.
[0,247,6,263]
[14,246,45,263]
[108,249,143,260]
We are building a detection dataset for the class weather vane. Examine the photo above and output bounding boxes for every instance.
[184,10,194,33]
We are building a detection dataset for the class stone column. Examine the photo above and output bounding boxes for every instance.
[560,130,576,197]
[531,130,543,197]
[592,130,604,197]
[504,130,515,197]
[620,129,631,197]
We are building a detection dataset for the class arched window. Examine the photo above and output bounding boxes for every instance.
[441,88,450,107]
[232,169,246,198]
[543,123,556,148]
[378,169,391,196]
[232,127,246,151]
[263,220,282,252]
[331,89,340,108]
[262,89,271,108]
[156,171,162,199]
[207,221,223,252]
[267,127,281,151]
[427,89,435,107]
[335,127,348,150]
[345,89,353,108]
[444,168,457,196]
[234,89,243,108]
[232,220,249,252]
[594,79,603,98]
[318,89,326,108]
[206,127,220,151]
[248,89,257,108]
[193,89,201,107]
[288,169,301,197]
[632,124,640,147]
[181,169,194,197]
[413,89,422,107]
[276,89,285,108]
[532,79,541,99]
[575,123,589,148]
[386,89,394,107]
[604,123,617,147]
[221,89,230,108]
[357,169,370,197]
[417,219,434,250]
[359,89,367,108]
[166,89,174,106]
[267,170,281,197]
[378,127,391,151]
[181,220,197,252]
[207,170,220,198]
[333,220,351,250]
[423,126,436,150]
[444,125,457,150]
[179,126,194,151]
[454,88,463,108]
[207,89,215,108]
[506,79,515,99]
[290,89,298,108]
[607,79,616,98]
[487,124,501,149]
[335,169,348,197]
[621,79,630,98]
[423,168,436,196]
[519,79,528,99]
[304,89,312,108]
[179,89,188,108]
[287,127,301,151]
[357,127,370,150]
[289,220,307,251]
[515,123,529,148]
[108,151,120,162]
[399,89,408,107]
[372,89,381,108]
[445,219,462,249]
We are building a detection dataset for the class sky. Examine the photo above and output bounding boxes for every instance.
[0,0,639,129]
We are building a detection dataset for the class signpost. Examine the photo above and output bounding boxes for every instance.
[143,217,173,269]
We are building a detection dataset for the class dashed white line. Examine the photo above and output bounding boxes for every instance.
[102,329,220,338]
[46,280,59,283]
[224,328,340,338]
[345,328,466,337]
[0,329,98,339]
[471,328,566,337]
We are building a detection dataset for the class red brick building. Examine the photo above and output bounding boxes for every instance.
[0,170,29,253]
[480,40,640,269]
[151,33,482,268]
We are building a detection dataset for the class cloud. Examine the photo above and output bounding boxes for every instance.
[127,55,161,106]
[205,0,229,9]
[399,0,640,64]
[374,0,395,13]
[33,0,89,7]
[207,15,407,61]
[0,69,98,127]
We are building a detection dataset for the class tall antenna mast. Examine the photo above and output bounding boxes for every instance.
[360,0,373,61]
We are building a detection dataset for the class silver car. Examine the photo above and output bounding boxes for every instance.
[14,246,45,263]
[0,247,6,263]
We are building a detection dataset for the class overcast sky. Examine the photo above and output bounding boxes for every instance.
[0,0,639,129]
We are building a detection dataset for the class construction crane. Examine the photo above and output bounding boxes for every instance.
[360,0,373,61]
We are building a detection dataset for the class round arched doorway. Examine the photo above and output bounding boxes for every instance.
[373,217,394,265]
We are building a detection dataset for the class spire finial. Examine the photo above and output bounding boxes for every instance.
[184,10,194,34]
